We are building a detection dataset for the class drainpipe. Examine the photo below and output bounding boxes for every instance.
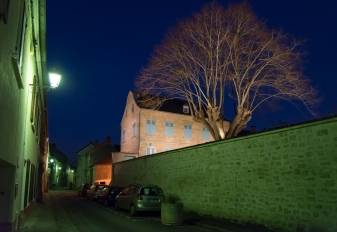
[30,0,47,203]
[138,108,141,158]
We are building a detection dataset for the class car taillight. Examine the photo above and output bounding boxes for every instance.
[137,194,143,200]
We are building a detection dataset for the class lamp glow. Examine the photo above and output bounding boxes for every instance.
[49,71,62,88]
[50,159,54,163]
[58,167,61,170]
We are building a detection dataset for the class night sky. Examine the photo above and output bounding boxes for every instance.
[46,0,337,162]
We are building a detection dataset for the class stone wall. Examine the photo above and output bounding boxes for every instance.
[113,116,337,232]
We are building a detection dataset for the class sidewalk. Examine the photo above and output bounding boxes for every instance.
[20,191,78,232]
[21,191,276,232]
[183,212,277,232]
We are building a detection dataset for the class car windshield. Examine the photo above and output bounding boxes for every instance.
[140,187,164,196]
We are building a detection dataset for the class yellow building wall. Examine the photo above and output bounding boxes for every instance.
[121,91,230,157]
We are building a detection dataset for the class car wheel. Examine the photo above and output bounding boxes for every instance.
[104,199,109,207]
[130,204,137,216]
[115,201,119,211]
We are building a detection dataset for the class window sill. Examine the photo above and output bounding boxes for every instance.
[11,55,24,89]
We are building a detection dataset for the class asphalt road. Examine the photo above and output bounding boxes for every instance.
[54,190,210,232]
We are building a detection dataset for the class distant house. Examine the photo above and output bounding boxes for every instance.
[69,161,77,187]
[78,137,119,184]
[76,142,95,186]
[120,90,230,157]
[48,144,71,188]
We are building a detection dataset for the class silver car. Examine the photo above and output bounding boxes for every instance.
[115,184,165,216]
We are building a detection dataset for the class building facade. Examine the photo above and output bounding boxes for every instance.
[76,143,94,187]
[48,144,71,188]
[0,0,49,231]
[120,91,230,157]
[76,137,119,185]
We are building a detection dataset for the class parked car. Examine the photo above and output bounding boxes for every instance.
[77,183,92,197]
[97,186,124,207]
[86,184,106,200]
[93,179,111,185]
[114,184,165,216]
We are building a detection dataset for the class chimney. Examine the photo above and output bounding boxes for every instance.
[250,126,256,134]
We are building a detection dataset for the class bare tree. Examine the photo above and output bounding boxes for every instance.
[135,1,319,140]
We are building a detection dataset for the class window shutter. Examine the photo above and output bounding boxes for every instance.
[170,122,174,136]
[202,126,210,140]
[132,122,136,137]
[146,119,151,134]
[151,120,156,134]
[146,147,151,155]
[184,124,192,138]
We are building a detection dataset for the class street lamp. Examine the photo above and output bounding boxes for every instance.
[30,69,62,90]
[48,69,62,88]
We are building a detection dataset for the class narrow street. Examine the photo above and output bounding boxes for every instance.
[35,189,212,232]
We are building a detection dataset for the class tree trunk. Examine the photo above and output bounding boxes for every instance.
[225,107,252,138]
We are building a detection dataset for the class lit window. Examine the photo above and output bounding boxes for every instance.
[184,124,192,138]
[183,105,189,114]
[146,146,156,155]
[202,126,210,140]
[132,122,136,138]
[146,119,156,134]
[165,121,174,136]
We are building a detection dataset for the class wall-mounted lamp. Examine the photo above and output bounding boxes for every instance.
[30,69,62,90]
[71,170,74,173]
[48,69,62,88]
[58,167,61,170]
[50,159,54,163]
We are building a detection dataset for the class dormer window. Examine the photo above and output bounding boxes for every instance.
[183,104,189,114]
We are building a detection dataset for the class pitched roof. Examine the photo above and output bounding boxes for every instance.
[131,90,229,121]
[132,90,191,115]
[88,144,119,167]
[94,154,112,165]
[76,142,94,154]
[49,144,69,163]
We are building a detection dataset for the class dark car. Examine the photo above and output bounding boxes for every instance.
[97,186,124,207]
[78,183,92,197]
[86,184,106,200]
